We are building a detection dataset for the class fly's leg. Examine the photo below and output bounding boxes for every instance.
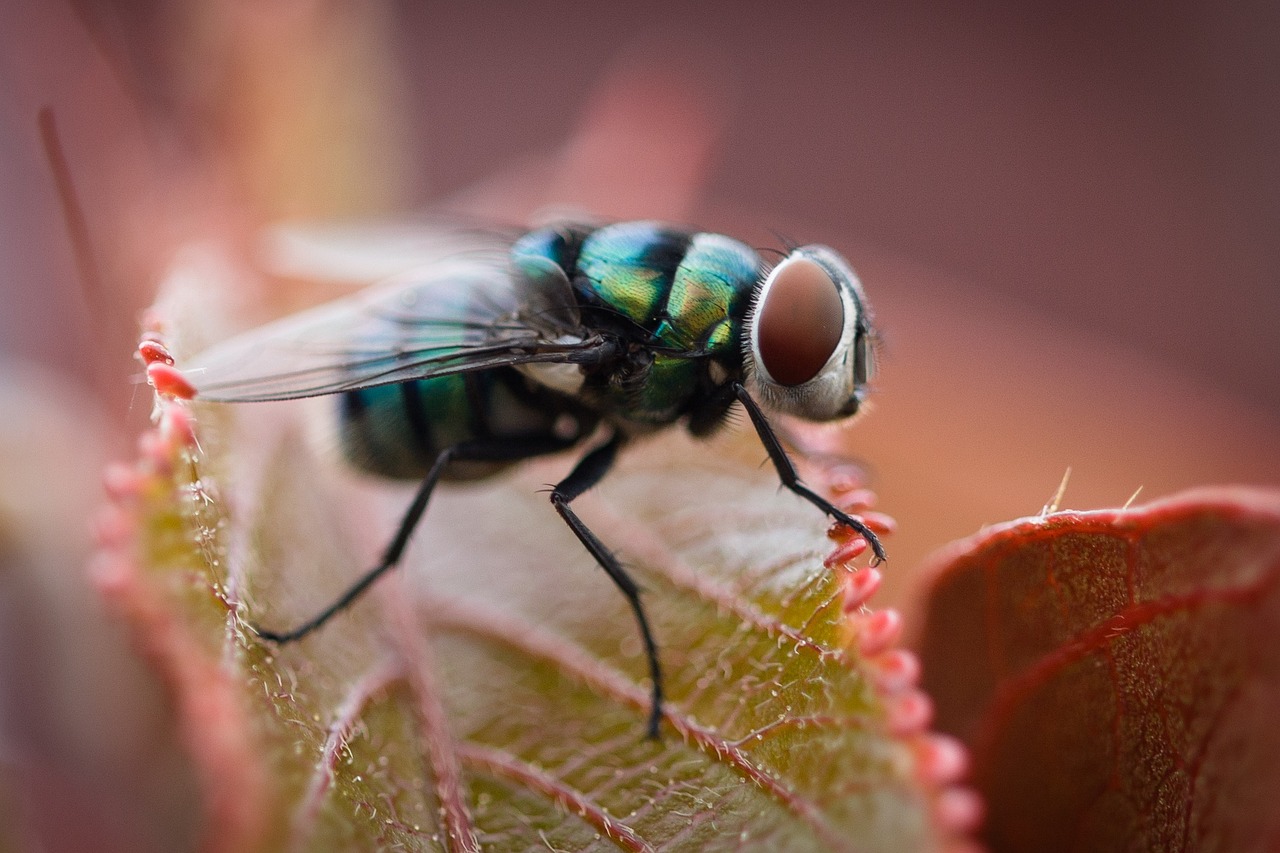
[252,436,577,644]
[549,432,665,738]
[732,382,887,564]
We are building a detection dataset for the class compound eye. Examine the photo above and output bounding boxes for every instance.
[756,257,845,386]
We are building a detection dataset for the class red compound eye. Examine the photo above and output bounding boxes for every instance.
[756,257,844,386]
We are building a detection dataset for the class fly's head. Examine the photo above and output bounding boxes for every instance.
[744,245,877,422]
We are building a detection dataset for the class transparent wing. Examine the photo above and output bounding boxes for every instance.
[186,253,605,403]
[260,217,524,286]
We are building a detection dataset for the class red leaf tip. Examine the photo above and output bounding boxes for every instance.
[914,733,969,785]
[102,461,143,501]
[884,689,934,736]
[840,567,882,609]
[852,607,902,656]
[932,789,987,845]
[159,403,198,450]
[825,536,868,566]
[137,339,176,366]
[868,648,922,694]
[147,362,197,400]
[91,504,133,549]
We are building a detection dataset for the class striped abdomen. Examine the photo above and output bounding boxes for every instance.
[337,368,597,481]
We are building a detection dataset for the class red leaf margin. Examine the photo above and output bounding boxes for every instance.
[92,400,271,853]
[915,486,1280,853]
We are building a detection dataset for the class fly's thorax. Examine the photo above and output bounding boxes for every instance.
[743,245,877,422]
[511,221,759,432]
[653,232,760,355]
[515,221,759,349]
[571,222,690,328]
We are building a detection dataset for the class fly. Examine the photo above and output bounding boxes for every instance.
[180,220,886,737]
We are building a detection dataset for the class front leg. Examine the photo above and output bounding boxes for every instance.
[733,382,887,564]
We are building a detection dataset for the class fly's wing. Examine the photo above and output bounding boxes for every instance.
[261,218,524,286]
[186,253,602,403]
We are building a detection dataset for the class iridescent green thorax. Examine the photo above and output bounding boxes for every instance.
[576,223,686,327]
[655,232,760,354]
[513,222,762,426]
[514,223,759,348]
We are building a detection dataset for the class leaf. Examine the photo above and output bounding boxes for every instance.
[916,488,1280,852]
[98,247,969,852]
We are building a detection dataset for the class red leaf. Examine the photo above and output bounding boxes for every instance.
[917,487,1280,852]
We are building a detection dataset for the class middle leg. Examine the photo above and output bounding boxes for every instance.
[549,432,665,738]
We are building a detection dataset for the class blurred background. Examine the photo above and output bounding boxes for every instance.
[1,1,1277,849]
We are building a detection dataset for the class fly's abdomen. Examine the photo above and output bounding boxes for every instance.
[337,369,596,481]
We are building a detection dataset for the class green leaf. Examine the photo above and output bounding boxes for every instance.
[101,250,958,852]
